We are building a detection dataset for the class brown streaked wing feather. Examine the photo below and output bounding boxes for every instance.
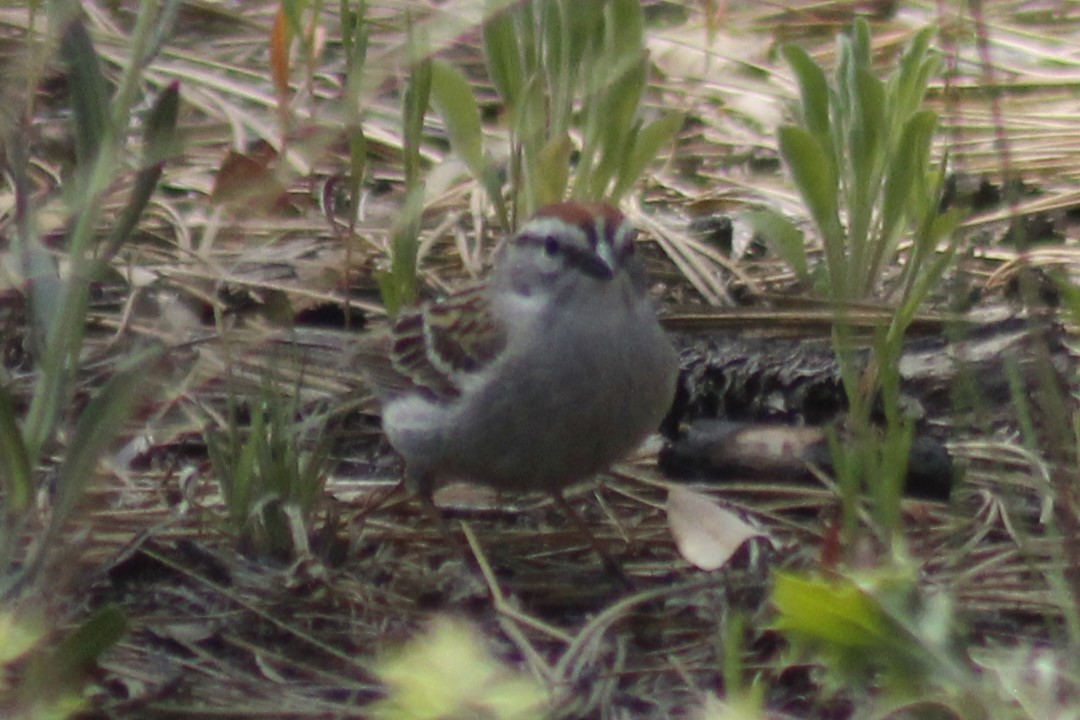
[387,306,459,399]
[371,284,506,402]
[425,285,505,374]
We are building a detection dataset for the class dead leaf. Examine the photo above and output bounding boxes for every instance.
[666,485,769,571]
[209,141,288,213]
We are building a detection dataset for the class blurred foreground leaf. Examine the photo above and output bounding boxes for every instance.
[372,616,550,720]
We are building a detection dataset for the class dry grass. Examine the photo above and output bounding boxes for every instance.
[3,1,1080,717]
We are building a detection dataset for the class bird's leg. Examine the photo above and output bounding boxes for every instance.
[551,490,633,588]
[414,485,474,569]
[415,488,511,598]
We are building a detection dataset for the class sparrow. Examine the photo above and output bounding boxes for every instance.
[355,201,678,529]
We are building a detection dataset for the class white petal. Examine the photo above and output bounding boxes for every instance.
[666,486,769,572]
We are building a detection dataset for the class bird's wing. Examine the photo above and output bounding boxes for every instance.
[354,284,507,402]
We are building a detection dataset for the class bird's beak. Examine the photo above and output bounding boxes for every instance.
[577,242,616,280]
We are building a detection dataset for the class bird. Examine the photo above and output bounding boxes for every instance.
[354,200,678,568]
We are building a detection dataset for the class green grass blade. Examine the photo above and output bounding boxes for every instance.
[101,81,180,261]
[851,16,871,65]
[778,125,842,248]
[588,57,646,198]
[483,3,524,111]
[59,18,110,168]
[46,605,127,682]
[743,208,810,282]
[232,408,260,522]
[534,133,572,208]
[895,27,936,116]
[431,60,486,181]
[781,44,831,146]
[880,110,937,251]
[853,67,885,178]
[378,184,424,314]
[402,58,431,189]
[608,0,643,63]
[49,348,161,532]
[0,381,32,515]
[612,111,682,201]
[847,66,886,289]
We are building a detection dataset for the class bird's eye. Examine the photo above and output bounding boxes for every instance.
[543,236,560,257]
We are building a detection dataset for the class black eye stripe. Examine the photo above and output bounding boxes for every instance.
[513,232,614,278]
[517,233,568,254]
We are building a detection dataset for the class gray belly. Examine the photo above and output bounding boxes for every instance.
[437,321,676,492]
